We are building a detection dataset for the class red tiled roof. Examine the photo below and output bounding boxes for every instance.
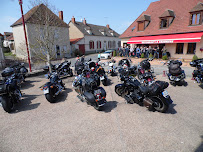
[70,38,83,44]
[120,0,203,38]
[7,34,14,41]
[11,4,68,28]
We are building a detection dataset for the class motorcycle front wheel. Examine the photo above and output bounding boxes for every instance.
[93,102,102,111]
[150,96,169,113]
[115,86,128,97]
[45,93,55,103]
[1,96,14,113]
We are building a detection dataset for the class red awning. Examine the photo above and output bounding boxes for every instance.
[127,32,203,44]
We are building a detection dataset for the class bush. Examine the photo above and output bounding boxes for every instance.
[113,50,116,57]
[141,53,145,58]
[74,49,83,57]
[162,55,168,60]
[149,53,153,59]
[192,54,198,61]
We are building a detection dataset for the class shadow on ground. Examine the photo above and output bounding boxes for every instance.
[12,94,40,113]
[199,84,203,89]
[195,135,203,152]
[166,104,177,114]
[170,80,188,87]
[102,101,118,113]
[53,88,73,103]
[21,80,40,90]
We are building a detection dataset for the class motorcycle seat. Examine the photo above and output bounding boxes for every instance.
[138,85,149,95]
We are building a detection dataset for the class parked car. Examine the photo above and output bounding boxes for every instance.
[100,50,115,59]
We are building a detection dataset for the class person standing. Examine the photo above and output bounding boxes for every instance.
[98,52,101,61]
[145,47,149,58]
[136,46,141,58]
[130,46,134,57]
[156,46,160,59]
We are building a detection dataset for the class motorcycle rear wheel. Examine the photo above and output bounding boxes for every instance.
[45,93,55,103]
[1,96,14,113]
[115,87,128,97]
[150,96,169,113]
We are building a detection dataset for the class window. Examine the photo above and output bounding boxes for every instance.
[190,13,202,25]
[108,41,111,48]
[97,41,101,49]
[187,43,196,54]
[89,41,94,49]
[118,41,121,47]
[113,41,116,48]
[176,43,184,54]
[138,22,144,31]
[160,18,168,28]
[55,45,60,58]
[132,26,136,31]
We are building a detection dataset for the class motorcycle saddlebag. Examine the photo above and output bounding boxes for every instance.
[83,91,95,104]
[149,81,169,96]
[169,63,182,75]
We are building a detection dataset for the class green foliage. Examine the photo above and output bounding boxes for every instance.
[4,52,16,57]
[192,54,198,61]
[162,55,168,60]
[74,49,83,57]
[113,50,116,57]
[141,53,145,58]
[149,53,153,59]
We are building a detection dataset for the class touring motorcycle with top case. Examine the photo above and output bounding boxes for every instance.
[72,70,107,111]
[167,60,186,85]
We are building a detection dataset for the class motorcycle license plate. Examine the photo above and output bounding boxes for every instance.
[43,89,49,94]
[162,90,169,98]
[100,76,105,80]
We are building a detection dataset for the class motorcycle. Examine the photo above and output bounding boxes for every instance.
[56,61,73,77]
[2,63,28,84]
[190,58,203,83]
[137,58,155,86]
[108,59,117,76]
[0,74,22,113]
[167,60,186,85]
[72,70,107,111]
[115,76,173,113]
[43,61,73,78]
[94,62,109,86]
[42,72,65,103]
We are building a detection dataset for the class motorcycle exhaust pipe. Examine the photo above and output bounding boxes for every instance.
[143,98,154,111]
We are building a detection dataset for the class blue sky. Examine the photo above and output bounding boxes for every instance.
[0,0,157,35]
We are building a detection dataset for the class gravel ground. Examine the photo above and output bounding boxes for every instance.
[0,71,203,152]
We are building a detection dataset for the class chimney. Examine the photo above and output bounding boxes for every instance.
[72,16,75,23]
[59,11,63,20]
[83,18,86,25]
[106,24,110,29]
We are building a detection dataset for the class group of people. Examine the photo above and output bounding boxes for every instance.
[119,46,167,59]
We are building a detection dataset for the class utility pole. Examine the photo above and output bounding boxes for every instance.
[19,0,32,72]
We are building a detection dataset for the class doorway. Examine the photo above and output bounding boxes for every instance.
[79,44,85,55]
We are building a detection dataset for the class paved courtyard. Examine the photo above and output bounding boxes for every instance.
[0,69,203,152]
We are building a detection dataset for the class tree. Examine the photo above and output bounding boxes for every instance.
[28,0,69,72]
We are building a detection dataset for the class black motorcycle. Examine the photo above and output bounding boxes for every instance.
[0,74,22,113]
[2,63,28,84]
[42,72,65,103]
[56,61,73,77]
[115,76,173,113]
[137,59,155,86]
[190,58,203,83]
[43,61,73,77]
[72,70,107,111]
[167,60,186,85]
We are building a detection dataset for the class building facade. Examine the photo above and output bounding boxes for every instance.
[11,4,71,62]
[120,0,203,59]
[69,17,121,55]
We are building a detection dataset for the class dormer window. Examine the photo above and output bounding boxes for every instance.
[189,2,203,25]
[85,27,92,35]
[99,29,105,36]
[137,14,151,31]
[159,10,175,29]
[109,30,114,36]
